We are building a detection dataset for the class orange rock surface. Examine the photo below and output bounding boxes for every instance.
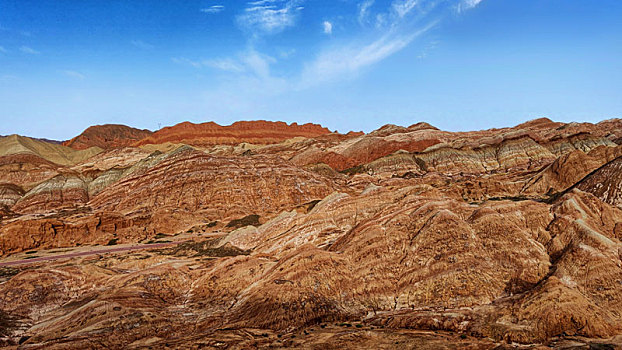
[1,118,622,349]
[134,120,332,147]
[63,124,153,150]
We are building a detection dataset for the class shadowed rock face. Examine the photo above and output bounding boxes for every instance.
[577,156,622,208]
[1,118,622,348]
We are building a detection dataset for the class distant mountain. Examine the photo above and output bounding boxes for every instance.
[0,135,62,145]
[0,134,102,166]
[134,120,332,147]
[63,124,153,150]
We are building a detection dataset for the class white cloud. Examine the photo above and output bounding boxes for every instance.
[392,0,419,18]
[19,46,39,55]
[375,13,387,28]
[174,0,485,106]
[171,57,203,68]
[61,70,86,79]
[358,0,375,25]
[237,0,304,35]
[204,58,246,73]
[458,0,483,12]
[201,5,224,14]
[241,50,277,78]
[173,50,275,77]
[301,21,437,87]
[417,39,439,59]
[278,48,296,59]
[323,21,332,35]
[131,40,154,50]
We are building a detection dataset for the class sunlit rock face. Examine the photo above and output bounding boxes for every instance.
[63,124,153,150]
[134,120,332,147]
[1,118,622,349]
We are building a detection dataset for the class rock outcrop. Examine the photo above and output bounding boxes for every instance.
[63,124,153,150]
[12,174,89,213]
[134,120,331,147]
[1,117,622,349]
[577,156,622,208]
[0,134,102,166]
[90,147,337,233]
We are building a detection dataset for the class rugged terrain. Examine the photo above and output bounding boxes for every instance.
[1,118,622,349]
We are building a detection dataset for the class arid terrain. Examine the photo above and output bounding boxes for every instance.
[1,118,622,349]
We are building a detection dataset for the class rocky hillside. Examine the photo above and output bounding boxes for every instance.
[1,118,622,349]
[134,120,332,146]
[0,134,102,166]
[63,124,153,150]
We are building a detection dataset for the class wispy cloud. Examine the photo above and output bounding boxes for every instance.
[205,58,246,73]
[301,21,437,87]
[391,0,419,19]
[417,39,439,59]
[20,46,40,55]
[172,57,203,68]
[457,0,483,12]
[237,0,304,35]
[297,0,448,87]
[176,0,485,108]
[172,57,238,71]
[0,46,7,53]
[323,21,332,35]
[172,50,273,76]
[201,5,225,14]
[61,70,86,79]
[131,40,154,50]
[296,0,487,87]
[358,0,375,25]
[278,48,296,59]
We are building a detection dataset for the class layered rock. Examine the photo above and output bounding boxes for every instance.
[1,117,622,348]
[134,120,331,147]
[0,211,152,255]
[0,184,23,210]
[88,148,337,233]
[12,174,89,213]
[63,124,153,150]
[523,145,622,195]
[0,154,60,190]
[0,134,102,166]
[577,156,622,208]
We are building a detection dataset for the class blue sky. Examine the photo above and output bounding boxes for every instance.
[0,0,621,139]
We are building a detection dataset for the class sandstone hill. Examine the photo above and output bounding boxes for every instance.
[63,124,153,150]
[1,118,622,349]
[134,120,332,146]
[0,134,102,166]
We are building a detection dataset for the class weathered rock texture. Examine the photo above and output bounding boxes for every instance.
[134,120,332,146]
[0,134,102,166]
[63,124,153,150]
[1,118,622,349]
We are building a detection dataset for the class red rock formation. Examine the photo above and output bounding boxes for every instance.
[0,154,60,190]
[577,156,622,208]
[1,118,622,349]
[89,147,337,233]
[63,124,153,150]
[11,174,89,214]
[134,120,331,147]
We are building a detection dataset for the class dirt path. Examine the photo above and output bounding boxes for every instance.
[0,241,184,267]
